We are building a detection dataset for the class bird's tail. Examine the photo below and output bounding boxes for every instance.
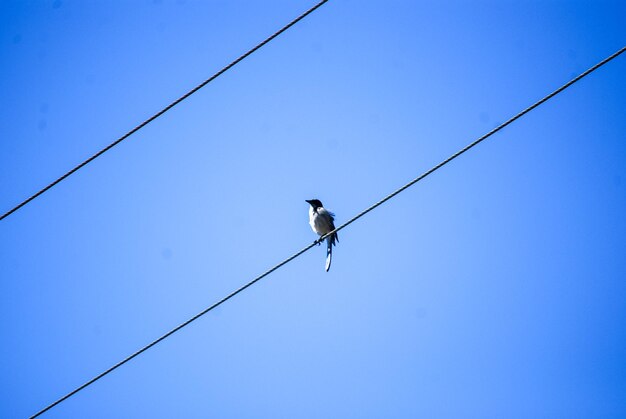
[325,238,332,272]
[325,232,337,272]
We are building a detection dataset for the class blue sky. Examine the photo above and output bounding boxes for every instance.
[1,1,625,418]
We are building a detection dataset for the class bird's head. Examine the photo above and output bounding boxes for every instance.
[305,199,323,210]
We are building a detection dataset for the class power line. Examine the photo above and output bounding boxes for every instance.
[0,0,329,222]
[30,45,625,418]
[324,48,626,240]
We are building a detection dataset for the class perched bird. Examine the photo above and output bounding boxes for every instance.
[306,199,339,272]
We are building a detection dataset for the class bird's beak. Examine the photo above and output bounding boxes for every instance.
[305,200,312,204]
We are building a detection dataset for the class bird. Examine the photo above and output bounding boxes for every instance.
[306,199,339,272]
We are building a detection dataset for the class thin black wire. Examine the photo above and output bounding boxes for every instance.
[0,0,329,222]
[30,241,318,419]
[317,46,626,242]
[30,46,625,418]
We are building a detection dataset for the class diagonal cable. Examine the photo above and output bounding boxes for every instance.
[0,0,329,222]
[318,47,626,242]
[30,46,625,418]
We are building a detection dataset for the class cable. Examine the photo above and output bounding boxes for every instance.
[30,241,317,419]
[0,0,329,222]
[318,47,626,242]
[30,46,625,418]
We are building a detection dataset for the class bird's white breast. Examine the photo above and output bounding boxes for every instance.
[309,207,332,236]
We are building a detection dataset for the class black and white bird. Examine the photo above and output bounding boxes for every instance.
[306,199,339,272]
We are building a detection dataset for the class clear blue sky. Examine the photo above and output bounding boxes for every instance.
[1,1,625,418]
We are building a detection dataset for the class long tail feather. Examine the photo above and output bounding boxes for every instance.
[325,238,332,272]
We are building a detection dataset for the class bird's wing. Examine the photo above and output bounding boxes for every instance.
[321,208,338,245]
